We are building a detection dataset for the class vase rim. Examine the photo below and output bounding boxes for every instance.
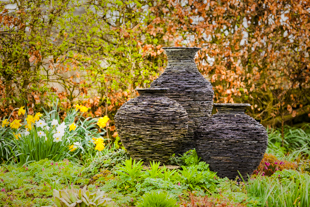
[135,88,169,92]
[214,103,251,107]
[162,47,201,50]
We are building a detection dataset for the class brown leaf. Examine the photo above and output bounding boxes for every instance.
[112,132,118,138]
[287,104,292,113]
[109,125,115,132]
[29,55,36,63]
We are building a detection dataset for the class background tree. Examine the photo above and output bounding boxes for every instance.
[1,0,310,128]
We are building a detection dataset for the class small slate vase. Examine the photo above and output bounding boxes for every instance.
[114,88,189,164]
[151,47,214,154]
[195,103,268,180]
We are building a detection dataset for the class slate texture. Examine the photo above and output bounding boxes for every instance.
[151,47,214,154]
[114,88,189,164]
[195,103,268,180]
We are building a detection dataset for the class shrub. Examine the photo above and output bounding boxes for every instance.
[136,190,178,207]
[253,153,297,176]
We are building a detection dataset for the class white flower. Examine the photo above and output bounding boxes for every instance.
[45,125,50,130]
[24,131,30,136]
[36,120,47,128]
[53,137,62,142]
[57,122,66,131]
[45,136,48,141]
[51,119,58,126]
[53,130,64,139]
[37,131,46,137]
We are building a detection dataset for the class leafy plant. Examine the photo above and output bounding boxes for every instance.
[52,186,112,207]
[0,117,16,162]
[144,161,164,179]
[169,149,201,166]
[136,190,178,207]
[180,162,218,192]
[81,148,129,178]
[116,158,144,189]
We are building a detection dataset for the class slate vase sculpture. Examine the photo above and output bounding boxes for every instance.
[151,47,214,153]
[195,103,268,180]
[114,88,189,164]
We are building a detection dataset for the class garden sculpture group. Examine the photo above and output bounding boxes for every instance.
[115,47,268,180]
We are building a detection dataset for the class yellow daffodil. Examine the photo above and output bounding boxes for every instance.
[69,123,77,131]
[26,115,35,124]
[94,137,105,151]
[92,137,97,144]
[95,143,105,151]
[75,104,81,111]
[26,115,35,130]
[2,119,9,128]
[34,112,43,121]
[13,133,21,140]
[69,145,77,152]
[79,106,88,113]
[25,123,32,130]
[97,116,110,128]
[10,119,22,129]
[18,106,26,116]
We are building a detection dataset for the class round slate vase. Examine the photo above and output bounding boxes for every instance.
[195,103,268,180]
[151,47,214,154]
[114,88,189,164]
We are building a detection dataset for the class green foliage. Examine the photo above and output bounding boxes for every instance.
[116,158,144,190]
[99,155,220,206]
[52,186,112,207]
[0,117,16,162]
[135,178,186,197]
[246,170,310,206]
[267,125,310,161]
[81,148,129,178]
[180,162,219,191]
[136,190,178,207]
[0,159,88,206]
[169,149,201,166]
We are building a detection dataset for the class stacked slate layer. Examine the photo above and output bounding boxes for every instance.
[114,88,189,164]
[151,47,214,154]
[195,103,268,181]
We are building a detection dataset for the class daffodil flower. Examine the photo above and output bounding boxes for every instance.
[18,106,26,116]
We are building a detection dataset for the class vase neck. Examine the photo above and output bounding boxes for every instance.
[163,47,201,73]
[214,103,250,114]
[136,88,169,96]
[164,47,201,60]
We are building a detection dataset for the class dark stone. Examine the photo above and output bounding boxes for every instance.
[151,47,214,154]
[114,88,189,164]
[195,103,268,180]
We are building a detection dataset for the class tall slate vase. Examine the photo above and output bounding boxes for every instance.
[195,103,268,180]
[151,47,214,154]
[114,88,189,164]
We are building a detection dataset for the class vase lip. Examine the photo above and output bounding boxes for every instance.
[214,103,251,107]
[135,88,169,93]
[163,47,201,50]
